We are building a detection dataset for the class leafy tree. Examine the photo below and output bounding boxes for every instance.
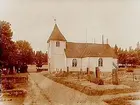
[35,51,43,64]
[43,52,48,64]
[114,44,119,56]
[34,51,48,65]
[0,21,16,65]
[15,40,34,64]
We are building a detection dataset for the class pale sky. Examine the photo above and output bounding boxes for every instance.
[1,0,140,52]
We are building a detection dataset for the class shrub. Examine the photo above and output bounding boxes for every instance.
[90,78,104,85]
[112,81,119,85]
[91,78,99,84]
[118,68,126,71]
[126,68,133,72]
[2,81,15,90]
[98,79,104,85]
[86,74,96,82]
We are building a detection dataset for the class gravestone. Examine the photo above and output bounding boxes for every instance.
[78,69,83,79]
[67,67,69,73]
[87,68,89,75]
[133,69,140,81]
[112,69,119,85]
[95,67,100,79]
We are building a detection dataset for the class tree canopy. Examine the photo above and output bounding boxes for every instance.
[15,40,34,64]
[0,21,16,65]
[114,45,140,67]
[0,20,48,65]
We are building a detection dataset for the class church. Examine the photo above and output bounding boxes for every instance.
[47,24,118,73]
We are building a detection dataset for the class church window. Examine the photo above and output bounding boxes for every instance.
[72,59,77,67]
[56,41,60,47]
[98,58,103,67]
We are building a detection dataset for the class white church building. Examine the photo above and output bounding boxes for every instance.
[47,24,118,73]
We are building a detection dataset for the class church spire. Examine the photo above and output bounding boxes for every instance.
[47,23,67,43]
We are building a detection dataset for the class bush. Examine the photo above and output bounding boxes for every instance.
[126,68,133,72]
[118,68,126,71]
[91,78,99,84]
[2,81,15,90]
[86,74,96,82]
[98,79,104,85]
[112,81,119,85]
[91,78,104,85]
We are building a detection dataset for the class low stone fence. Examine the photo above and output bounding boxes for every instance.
[1,75,28,83]
[1,74,28,96]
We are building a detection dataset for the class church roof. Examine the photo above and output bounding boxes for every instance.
[47,24,66,43]
[65,42,117,58]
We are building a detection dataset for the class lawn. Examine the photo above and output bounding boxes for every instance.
[44,69,140,105]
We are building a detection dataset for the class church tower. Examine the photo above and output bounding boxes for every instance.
[47,24,67,72]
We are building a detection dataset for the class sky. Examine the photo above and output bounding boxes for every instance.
[1,0,140,52]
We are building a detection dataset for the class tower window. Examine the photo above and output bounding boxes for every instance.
[72,59,77,67]
[98,58,103,67]
[56,41,60,47]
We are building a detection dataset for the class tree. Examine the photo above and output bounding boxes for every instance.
[43,52,48,64]
[34,51,48,65]
[114,44,119,56]
[0,20,16,65]
[0,22,2,58]
[15,40,34,64]
[35,51,43,64]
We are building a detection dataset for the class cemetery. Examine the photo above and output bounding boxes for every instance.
[44,67,139,95]
[42,66,140,104]
[0,72,28,104]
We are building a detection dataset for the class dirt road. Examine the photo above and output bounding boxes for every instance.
[23,73,51,105]
[26,73,107,105]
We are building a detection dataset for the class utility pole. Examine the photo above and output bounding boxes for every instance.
[102,35,104,44]
[86,28,87,43]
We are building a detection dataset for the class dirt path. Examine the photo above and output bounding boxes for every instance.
[28,73,107,105]
[22,73,51,105]
[23,72,140,105]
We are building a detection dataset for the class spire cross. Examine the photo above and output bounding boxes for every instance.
[52,16,56,24]
[54,18,56,24]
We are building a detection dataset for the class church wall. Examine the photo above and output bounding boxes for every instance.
[66,57,115,72]
[98,57,113,72]
[50,41,66,55]
[89,57,98,72]
[88,57,114,72]
[47,43,51,72]
[81,57,89,71]
[48,41,66,72]
[66,58,82,71]
[112,58,118,69]
[47,43,51,57]
[51,55,66,71]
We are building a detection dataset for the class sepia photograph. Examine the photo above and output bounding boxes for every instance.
[1,0,140,105]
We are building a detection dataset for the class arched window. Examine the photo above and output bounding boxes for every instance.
[56,41,60,47]
[98,58,103,67]
[72,59,77,67]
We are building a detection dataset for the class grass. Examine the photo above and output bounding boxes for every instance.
[105,95,140,105]
[45,75,137,96]
[44,71,140,105]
